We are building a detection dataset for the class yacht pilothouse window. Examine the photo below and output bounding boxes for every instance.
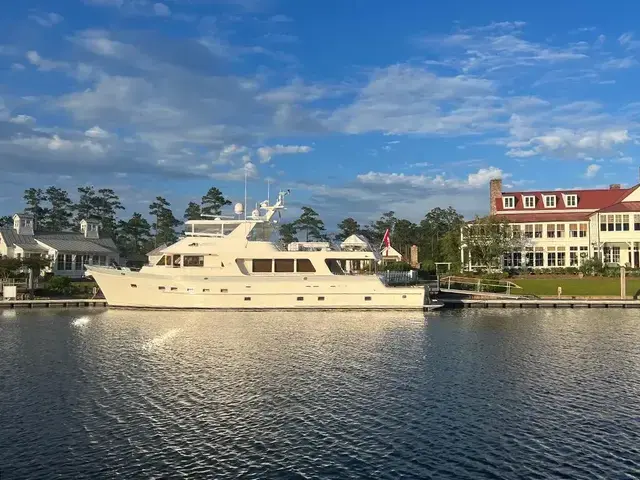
[296,259,316,273]
[252,259,273,273]
[274,259,295,273]
[183,255,204,267]
[325,259,345,275]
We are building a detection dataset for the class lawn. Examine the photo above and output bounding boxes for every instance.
[512,277,640,297]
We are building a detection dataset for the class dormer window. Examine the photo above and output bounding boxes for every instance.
[565,194,577,208]
[503,196,515,209]
[544,195,556,208]
[524,196,536,209]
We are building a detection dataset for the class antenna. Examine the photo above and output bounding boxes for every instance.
[244,166,248,221]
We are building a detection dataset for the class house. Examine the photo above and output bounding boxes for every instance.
[380,245,403,264]
[461,178,640,270]
[0,213,120,279]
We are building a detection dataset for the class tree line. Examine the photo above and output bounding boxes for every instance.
[280,206,466,271]
[1,185,470,270]
[0,186,233,258]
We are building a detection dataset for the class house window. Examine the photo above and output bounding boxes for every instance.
[623,214,630,231]
[557,252,566,266]
[569,224,578,238]
[579,224,587,237]
[511,225,521,238]
[580,246,588,259]
[556,224,565,238]
[525,251,534,267]
[604,246,621,264]
[183,255,204,267]
[615,215,623,231]
[65,255,73,271]
[503,197,515,209]
[296,259,316,273]
[57,255,64,271]
[524,196,535,209]
[513,252,522,267]
[544,195,556,208]
[565,195,577,207]
[607,215,614,232]
[547,252,556,267]
[274,259,295,273]
[535,252,544,267]
[503,254,513,268]
[534,224,543,238]
[570,247,579,266]
[635,215,640,231]
[546,224,555,238]
[524,225,533,238]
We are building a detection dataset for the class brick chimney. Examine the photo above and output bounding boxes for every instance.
[489,178,503,215]
[610,184,621,190]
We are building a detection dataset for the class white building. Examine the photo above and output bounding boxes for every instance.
[0,213,120,279]
[462,179,640,270]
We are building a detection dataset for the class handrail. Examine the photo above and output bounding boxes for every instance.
[439,276,522,294]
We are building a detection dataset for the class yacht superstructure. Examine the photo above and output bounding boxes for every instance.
[86,191,441,310]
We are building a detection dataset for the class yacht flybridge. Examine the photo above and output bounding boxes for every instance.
[85,190,442,310]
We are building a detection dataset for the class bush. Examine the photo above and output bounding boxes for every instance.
[45,276,76,296]
[384,261,412,271]
[579,257,605,276]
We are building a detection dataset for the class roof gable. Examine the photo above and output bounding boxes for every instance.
[497,187,633,212]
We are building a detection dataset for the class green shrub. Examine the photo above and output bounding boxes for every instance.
[384,261,412,271]
[45,276,76,296]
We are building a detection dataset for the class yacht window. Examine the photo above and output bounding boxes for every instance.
[183,255,204,267]
[252,259,273,273]
[158,286,165,290]
[244,296,251,301]
[325,259,345,275]
[364,296,372,301]
[297,297,304,301]
[318,296,325,301]
[203,289,210,293]
[156,256,166,266]
[221,288,228,293]
[296,259,316,273]
[274,259,295,273]
[130,284,137,288]
[171,287,177,291]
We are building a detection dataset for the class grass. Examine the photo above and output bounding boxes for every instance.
[512,277,640,297]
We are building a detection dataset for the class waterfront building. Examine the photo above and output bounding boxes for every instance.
[462,178,640,270]
[0,213,120,279]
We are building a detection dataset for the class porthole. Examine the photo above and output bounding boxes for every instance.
[402,295,407,299]
[318,296,325,301]
[364,296,371,301]
[244,296,251,301]
[297,297,304,301]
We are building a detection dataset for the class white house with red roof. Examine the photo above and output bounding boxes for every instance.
[462,178,640,270]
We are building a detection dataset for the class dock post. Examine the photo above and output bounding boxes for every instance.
[621,266,626,299]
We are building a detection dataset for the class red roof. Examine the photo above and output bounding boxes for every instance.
[495,212,590,223]
[496,187,635,212]
[597,202,640,213]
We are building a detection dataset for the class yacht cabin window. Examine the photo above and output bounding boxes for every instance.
[274,259,295,272]
[183,255,204,267]
[296,259,316,273]
[252,259,273,273]
[156,256,166,266]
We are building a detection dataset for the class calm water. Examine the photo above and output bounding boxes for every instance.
[1,309,639,479]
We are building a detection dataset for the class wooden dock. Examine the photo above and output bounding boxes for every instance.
[0,299,108,309]
[441,298,640,308]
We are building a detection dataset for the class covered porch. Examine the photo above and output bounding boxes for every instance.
[593,241,640,268]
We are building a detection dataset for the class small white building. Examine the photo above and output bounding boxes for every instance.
[0,213,120,279]
[380,245,403,264]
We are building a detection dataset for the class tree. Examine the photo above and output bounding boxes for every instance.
[462,215,525,271]
[118,212,152,255]
[336,217,360,241]
[23,188,48,231]
[0,258,23,280]
[201,187,231,217]
[44,186,74,231]
[149,196,180,246]
[293,207,326,241]
[184,202,202,220]
[363,211,397,245]
[95,188,124,238]
[278,222,298,246]
[419,206,464,267]
[74,186,98,227]
[391,219,418,257]
[0,216,12,228]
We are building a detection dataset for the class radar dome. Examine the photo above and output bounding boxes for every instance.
[234,202,244,215]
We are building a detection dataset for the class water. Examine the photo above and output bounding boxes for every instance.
[1,308,639,479]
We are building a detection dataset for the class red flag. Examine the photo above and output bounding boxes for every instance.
[382,228,390,255]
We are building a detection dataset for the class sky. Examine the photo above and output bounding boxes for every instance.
[2,0,640,227]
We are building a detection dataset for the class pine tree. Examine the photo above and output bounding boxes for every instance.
[149,196,180,246]
[23,188,48,231]
[336,217,360,241]
[293,207,326,241]
[44,186,74,231]
[95,188,124,238]
[184,202,202,220]
[0,216,12,228]
[118,212,152,255]
[201,187,231,216]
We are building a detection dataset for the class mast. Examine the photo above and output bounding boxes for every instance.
[243,166,248,221]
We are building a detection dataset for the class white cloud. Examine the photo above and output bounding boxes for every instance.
[356,166,506,190]
[9,115,36,125]
[26,51,68,71]
[85,126,110,138]
[153,3,171,17]
[618,32,640,49]
[83,0,124,6]
[29,12,64,27]
[257,145,313,163]
[506,128,630,158]
[11,63,25,71]
[585,164,601,178]
[600,57,638,70]
[330,64,496,135]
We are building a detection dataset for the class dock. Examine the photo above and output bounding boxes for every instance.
[441,297,640,308]
[0,299,108,309]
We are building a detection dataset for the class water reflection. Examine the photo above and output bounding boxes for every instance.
[1,308,639,479]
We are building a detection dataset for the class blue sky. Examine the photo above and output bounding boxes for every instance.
[2,0,640,226]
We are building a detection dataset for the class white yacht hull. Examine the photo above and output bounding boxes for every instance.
[87,267,442,311]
